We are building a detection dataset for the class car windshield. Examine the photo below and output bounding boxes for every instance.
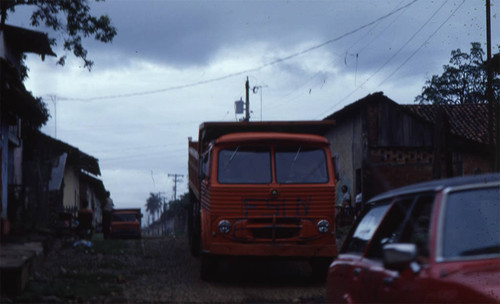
[343,202,391,254]
[442,186,500,259]
[113,213,138,222]
[218,147,272,184]
[275,146,328,184]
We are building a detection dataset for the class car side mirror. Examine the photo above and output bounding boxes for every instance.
[383,243,417,271]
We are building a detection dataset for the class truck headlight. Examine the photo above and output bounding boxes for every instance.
[317,220,330,233]
[217,220,231,234]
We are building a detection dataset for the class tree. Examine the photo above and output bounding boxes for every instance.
[415,42,500,104]
[1,0,117,71]
[145,192,162,222]
[165,193,189,219]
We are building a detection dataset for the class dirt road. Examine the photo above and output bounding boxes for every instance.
[3,235,326,303]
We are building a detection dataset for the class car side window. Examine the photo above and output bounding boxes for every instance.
[401,195,434,258]
[365,194,435,260]
[441,186,500,259]
[343,202,391,255]
[365,197,413,259]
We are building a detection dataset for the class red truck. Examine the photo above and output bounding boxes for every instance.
[110,208,142,239]
[188,121,337,280]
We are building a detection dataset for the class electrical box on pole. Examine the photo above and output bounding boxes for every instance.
[234,99,244,114]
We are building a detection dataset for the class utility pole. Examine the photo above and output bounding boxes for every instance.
[49,95,57,138]
[157,191,166,236]
[245,77,250,122]
[485,0,498,171]
[168,174,184,201]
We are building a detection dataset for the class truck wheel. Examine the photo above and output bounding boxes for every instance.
[200,252,218,281]
[310,257,332,281]
[189,228,200,257]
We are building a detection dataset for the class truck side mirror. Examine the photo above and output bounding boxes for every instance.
[382,243,417,271]
[199,158,207,180]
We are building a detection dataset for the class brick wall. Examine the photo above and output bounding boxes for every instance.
[364,147,490,199]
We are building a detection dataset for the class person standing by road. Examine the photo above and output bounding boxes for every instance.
[103,191,114,239]
[77,199,94,240]
[341,185,351,207]
[337,185,352,224]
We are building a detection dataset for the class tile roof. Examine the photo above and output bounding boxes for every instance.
[402,103,494,145]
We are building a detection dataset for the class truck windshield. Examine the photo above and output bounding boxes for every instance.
[275,147,328,184]
[112,213,138,222]
[218,147,271,184]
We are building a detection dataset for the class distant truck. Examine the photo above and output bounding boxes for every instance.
[188,121,338,280]
[110,208,142,239]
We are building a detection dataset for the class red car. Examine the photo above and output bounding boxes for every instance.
[327,174,500,303]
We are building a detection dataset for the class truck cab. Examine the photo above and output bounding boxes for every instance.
[188,121,337,280]
[110,208,142,239]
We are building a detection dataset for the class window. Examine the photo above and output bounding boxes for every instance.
[343,202,391,255]
[365,198,412,259]
[201,149,211,178]
[218,147,271,184]
[365,194,434,260]
[442,186,500,259]
[275,146,328,184]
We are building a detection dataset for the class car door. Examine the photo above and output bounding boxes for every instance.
[330,201,392,303]
[343,196,414,302]
[368,193,436,302]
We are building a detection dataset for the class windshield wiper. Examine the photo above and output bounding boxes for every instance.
[293,146,302,161]
[229,146,240,161]
[223,146,240,171]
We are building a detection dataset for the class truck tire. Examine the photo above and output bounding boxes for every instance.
[200,252,218,281]
[310,257,332,281]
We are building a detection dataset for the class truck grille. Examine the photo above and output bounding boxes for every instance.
[247,217,301,240]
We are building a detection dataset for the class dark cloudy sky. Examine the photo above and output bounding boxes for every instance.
[8,0,499,214]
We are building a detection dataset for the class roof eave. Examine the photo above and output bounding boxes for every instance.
[1,24,56,57]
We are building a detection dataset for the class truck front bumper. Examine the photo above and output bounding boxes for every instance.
[207,242,337,257]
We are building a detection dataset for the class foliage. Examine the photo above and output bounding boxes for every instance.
[0,0,117,71]
[415,42,500,104]
[145,192,162,222]
[165,193,189,219]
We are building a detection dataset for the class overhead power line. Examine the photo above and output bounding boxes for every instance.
[49,0,419,102]
[315,0,463,119]
[378,0,466,85]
